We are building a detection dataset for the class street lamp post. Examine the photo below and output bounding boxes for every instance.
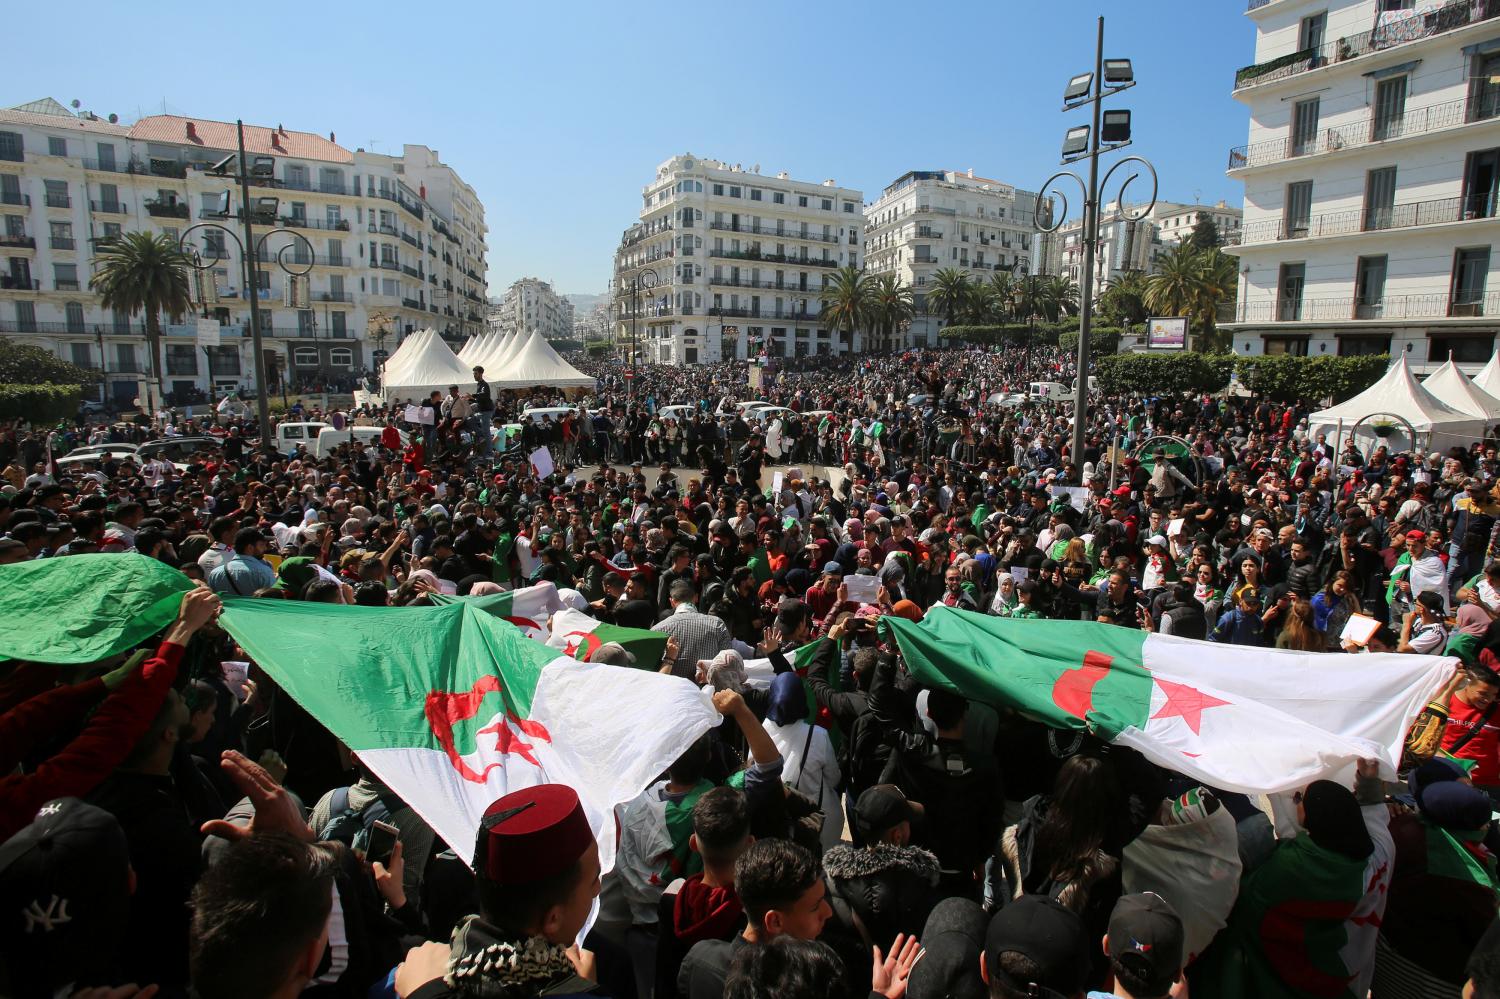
[178,120,315,454]
[1033,16,1157,467]
[625,268,658,399]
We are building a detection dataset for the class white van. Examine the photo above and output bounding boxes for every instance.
[274,421,331,456]
[312,425,408,459]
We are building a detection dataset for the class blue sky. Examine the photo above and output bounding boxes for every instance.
[11,0,1255,298]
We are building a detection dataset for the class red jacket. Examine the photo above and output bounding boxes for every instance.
[0,641,184,841]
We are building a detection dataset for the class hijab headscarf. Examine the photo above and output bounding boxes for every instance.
[703,650,747,692]
[469,581,503,596]
[1418,781,1493,831]
[766,671,808,726]
[1302,780,1374,860]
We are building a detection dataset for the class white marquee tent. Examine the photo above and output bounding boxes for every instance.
[381,329,475,399]
[457,331,492,367]
[490,330,595,391]
[1474,351,1500,399]
[379,328,434,384]
[1422,357,1500,420]
[472,330,516,375]
[1310,353,1485,454]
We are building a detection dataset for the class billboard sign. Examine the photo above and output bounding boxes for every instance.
[1146,316,1188,350]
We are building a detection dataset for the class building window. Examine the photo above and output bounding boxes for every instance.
[1429,333,1494,363]
[729,186,741,198]
[1284,181,1313,239]
[70,343,91,368]
[14,301,35,331]
[750,189,762,201]
[166,344,197,376]
[54,263,79,290]
[116,343,137,372]
[329,347,353,368]
[331,312,346,335]
[1277,262,1305,321]
[64,302,84,333]
[1263,336,1309,356]
[712,184,724,196]
[843,202,855,213]
[293,346,318,367]
[798,195,808,208]
[1291,97,1321,157]
[1451,247,1491,315]
[47,136,66,157]
[0,131,21,162]
[821,199,832,211]
[1337,334,1392,356]
[773,192,785,205]
[207,345,240,376]
[1354,255,1388,318]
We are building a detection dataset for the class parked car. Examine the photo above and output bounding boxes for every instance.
[135,436,221,468]
[55,444,140,469]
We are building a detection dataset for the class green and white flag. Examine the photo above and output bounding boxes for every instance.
[430,582,563,642]
[219,597,717,873]
[882,607,1454,794]
[544,607,668,668]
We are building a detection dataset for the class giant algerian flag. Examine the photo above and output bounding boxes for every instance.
[430,582,563,642]
[218,597,717,874]
[545,607,668,668]
[882,607,1454,794]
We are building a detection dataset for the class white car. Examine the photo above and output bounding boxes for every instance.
[55,443,140,468]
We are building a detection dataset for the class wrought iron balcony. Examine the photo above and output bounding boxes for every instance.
[1228,96,1497,171]
[90,200,127,214]
[144,199,190,219]
[1227,290,1500,323]
[1240,194,1490,244]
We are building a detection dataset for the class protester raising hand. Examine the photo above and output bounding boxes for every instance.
[200,750,314,843]
[871,933,922,999]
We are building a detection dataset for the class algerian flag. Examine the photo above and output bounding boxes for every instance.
[742,641,821,689]
[882,607,1454,794]
[219,597,717,875]
[545,607,668,668]
[430,582,563,642]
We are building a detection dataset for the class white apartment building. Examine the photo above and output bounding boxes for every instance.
[1045,198,1244,296]
[1152,199,1244,249]
[863,169,1041,348]
[614,154,863,365]
[0,97,488,407]
[490,277,574,341]
[1224,0,1500,372]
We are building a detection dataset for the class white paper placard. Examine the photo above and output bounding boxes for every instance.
[1010,566,1030,583]
[844,574,880,605]
[1054,486,1088,512]
[196,317,221,347]
[1167,518,1185,537]
[530,447,554,479]
[1339,613,1381,646]
[772,471,784,496]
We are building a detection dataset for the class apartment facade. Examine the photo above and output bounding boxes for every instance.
[1050,202,1158,290]
[1152,199,1245,250]
[613,154,863,365]
[0,97,487,407]
[490,277,574,341]
[1224,0,1500,371]
[863,170,1041,349]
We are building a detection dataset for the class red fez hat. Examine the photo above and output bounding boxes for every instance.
[474,783,593,885]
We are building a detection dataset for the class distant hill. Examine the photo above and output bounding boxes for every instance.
[564,293,607,312]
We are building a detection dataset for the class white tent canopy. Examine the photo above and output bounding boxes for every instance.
[1422,356,1500,420]
[457,332,491,367]
[381,329,476,400]
[473,330,516,375]
[379,328,434,384]
[1310,353,1485,454]
[1475,351,1500,399]
[490,330,596,390]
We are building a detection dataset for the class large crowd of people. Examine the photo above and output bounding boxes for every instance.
[2,341,1500,999]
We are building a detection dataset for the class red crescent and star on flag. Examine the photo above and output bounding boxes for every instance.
[1050,649,1231,750]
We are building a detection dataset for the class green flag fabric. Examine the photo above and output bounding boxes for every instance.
[0,553,193,663]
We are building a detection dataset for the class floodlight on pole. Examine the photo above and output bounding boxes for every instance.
[1102,109,1132,144]
[1103,58,1134,86]
[1063,72,1093,106]
[1062,126,1091,160]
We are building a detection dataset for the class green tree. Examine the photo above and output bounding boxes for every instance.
[90,231,193,410]
[1144,243,1200,319]
[819,265,872,354]
[1038,275,1080,322]
[1191,248,1239,352]
[867,273,915,352]
[1189,211,1222,250]
[927,268,972,328]
[1097,271,1150,327]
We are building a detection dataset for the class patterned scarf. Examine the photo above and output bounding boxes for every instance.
[445,916,577,998]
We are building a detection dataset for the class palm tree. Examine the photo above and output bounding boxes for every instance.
[1098,271,1150,328]
[819,265,871,355]
[927,267,972,331]
[1191,248,1239,351]
[1040,275,1081,322]
[1144,243,1200,320]
[987,271,1017,324]
[91,232,193,411]
[867,273,915,352]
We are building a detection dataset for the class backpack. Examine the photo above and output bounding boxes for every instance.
[318,786,393,855]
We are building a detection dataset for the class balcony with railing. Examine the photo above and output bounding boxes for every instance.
[1240,195,1495,244]
[709,276,824,292]
[371,222,398,236]
[0,234,35,249]
[706,221,840,243]
[0,277,39,291]
[144,198,190,219]
[1228,95,1497,171]
[1233,0,1500,91]
[369,188,424,221]
[0,192,30,207]
[89,200,126,214]
[316,292,354,303]
[44,193,70,209]
[1247,0,1275,9]
[377,259,400,271]
[282,216,350,231]
[1228,290,1500,323]
[402,297,422,309]
[55,279,80,291]
[401,264,424,279]
[313,254,351,268]
[50,237,75,250]
[707,249,838,267]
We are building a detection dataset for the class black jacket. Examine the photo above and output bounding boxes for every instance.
[822,843,941,993]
